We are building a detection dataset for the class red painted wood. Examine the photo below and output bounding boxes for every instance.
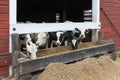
[100,0,120,3]
[104,31,119,37]
[0,6,9,14]
[0,0,9,77]
[0,37,9,45]
[101,23,112,28]
[0,55,11,67]
[0,45,9,53]
[0,0,9,6]
[0,14,9,21]
[0,29,9,37]
[0,52,10,56]
[0,21,9,28]
[0,66,9,77]
[101,28,112,33]
[100,1,120,49]
[101,2,113,7]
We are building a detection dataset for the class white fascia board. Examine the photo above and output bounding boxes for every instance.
[10,22,100,34]
[9,0,16,24]
[92,0,100,23]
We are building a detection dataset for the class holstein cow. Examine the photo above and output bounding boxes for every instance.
[61,28,91,50]
[25,34,38,59]
[30,32,49,49]
[19,32,49,59]
[48,31,64,48]
[72,28,91,49]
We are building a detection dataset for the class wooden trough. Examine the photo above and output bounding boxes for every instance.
[11,34,116,80]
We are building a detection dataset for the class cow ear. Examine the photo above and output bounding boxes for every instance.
[75,28,79,31]
[75,28,78,30]
[85,29,91,34]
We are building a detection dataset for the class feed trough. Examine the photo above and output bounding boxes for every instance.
[15,40,116,80]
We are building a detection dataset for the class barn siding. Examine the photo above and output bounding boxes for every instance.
[0,0,11,77]
[0,0,120,77]
[100,0,120,50]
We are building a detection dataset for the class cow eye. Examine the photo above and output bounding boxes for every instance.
[85,29,90,34]
[28,42,30,46]
[60,33,63,36]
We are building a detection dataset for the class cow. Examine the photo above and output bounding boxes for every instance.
[48,31,64,48]
[19,32,49,59]
[25,34,38,59]
[30,32,49,49]
[61,28,91,50]
[72,28,91,49]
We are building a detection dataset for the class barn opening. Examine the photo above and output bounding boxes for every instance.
[17,0,92,23]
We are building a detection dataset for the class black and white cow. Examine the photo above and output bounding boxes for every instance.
[19,32,49,59]
[48,31,64,48]
[61,28,91,50]
[30,32,49,49]
[72,28,91,49]
[25,34,38,59]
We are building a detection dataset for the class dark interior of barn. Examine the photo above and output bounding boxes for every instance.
[17,0,92,23]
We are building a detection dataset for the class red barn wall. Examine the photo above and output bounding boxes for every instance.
[0,0,11,77]
[100,0,120,50]
[0,0,120,77]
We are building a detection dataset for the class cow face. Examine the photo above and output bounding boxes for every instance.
[55,31,64,46]
[74,28,91,39]
[25,34,38,59]
[35,32,49,47]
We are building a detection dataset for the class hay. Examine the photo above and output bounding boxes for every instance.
[37,42,98,58]
[37,55,120,80]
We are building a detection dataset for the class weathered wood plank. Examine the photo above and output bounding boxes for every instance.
[18,41,115,76]
[11,33,20,75]
[19,74,32,80]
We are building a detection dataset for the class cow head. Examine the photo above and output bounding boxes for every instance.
[35,32,49,48]
[74,28,91,39]
[25,34,38,59]
[55,31,64,46]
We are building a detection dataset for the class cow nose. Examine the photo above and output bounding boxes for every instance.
[36,42,39,46]
[80,35,85,39]
[36,43,39,46]
[57,43,60,45]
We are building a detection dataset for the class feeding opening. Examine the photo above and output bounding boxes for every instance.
[17,0,92,23]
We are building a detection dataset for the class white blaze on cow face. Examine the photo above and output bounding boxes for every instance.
[26,34,37,59]
[56,32,64,46]
[79,29,90,39]
[72,39,77,47]
[73,28,90,40]
[26,41,37,59]
[79,29,86,39]
[36,32,49,46]
[26,34,32,41]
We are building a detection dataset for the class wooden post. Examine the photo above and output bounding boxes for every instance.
[92,29,99,42]
[11,33,20,76]
[98,31,104,40]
